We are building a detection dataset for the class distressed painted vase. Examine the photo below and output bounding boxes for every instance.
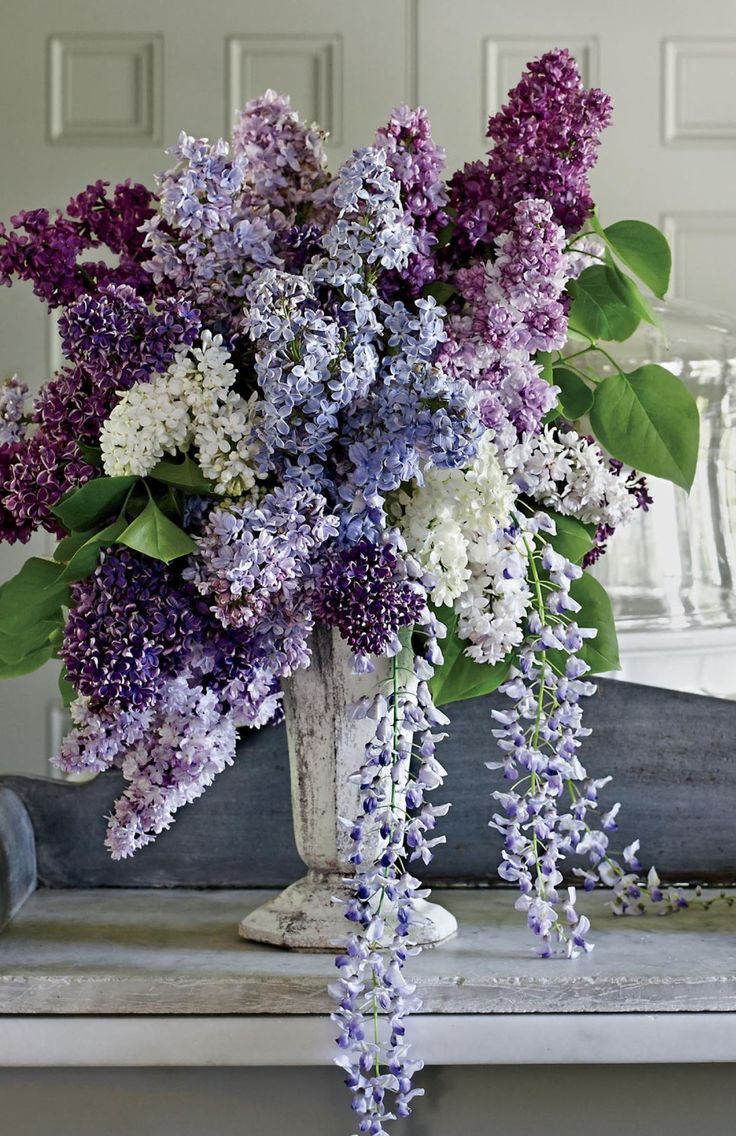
[239,624,457,951]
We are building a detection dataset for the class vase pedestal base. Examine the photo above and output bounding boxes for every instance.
[238,872,458,952]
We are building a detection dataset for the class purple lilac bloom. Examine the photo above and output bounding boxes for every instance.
[0,442,34,544]
[448,49,612,254]
[105,675,237,859]
[315,538,426,669]
[438,197,569,438]
[232,89,330,222]
[142,131,280,323]
[1,286,200,540]
[0,180,156,308]
[61,549,203,712]
[187,481,338,649]
[375,105,449,298]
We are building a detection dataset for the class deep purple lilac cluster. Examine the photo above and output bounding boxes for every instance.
[0,285,200,539]
[0,180,155,308]
[315,538,426,669]
[61,549,202,711]
[448,48,612,254]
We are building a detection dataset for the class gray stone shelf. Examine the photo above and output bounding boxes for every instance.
[2,886,735,1017]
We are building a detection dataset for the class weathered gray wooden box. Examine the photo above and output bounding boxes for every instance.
[1,678,734,932]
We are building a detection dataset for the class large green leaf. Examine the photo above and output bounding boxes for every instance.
[590,364,699,490]
[545,510,595,564]
[0,643,55,679]
[605,261,658,326]
[603,220,671,300]
[52,476,137,533]
[546,572,620,675]
[552,366,594,420]
[0,619,60,665]
[428,606,511,707]
[567,265,641,343]
[148,456,215,493]
[0,558,69,636]
[117,498,197,564]
[58,518,128,583]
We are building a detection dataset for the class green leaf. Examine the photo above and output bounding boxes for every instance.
[552,366,594,420]
[0,619,61,665]
[78,442,103,467]
[567,265,641,343]
[117,498,197,564]
[148,456,215,493]
[59,666,76,708]
[52,475,137,533]
[0,558,69,636]
[545,511,595,564]
[58,518,127,583]
[0,643,55,679]
[605,261,658,326]
[422,281,456,305]
[428,605,512,707]
[590,364,700,490]
[603,220,671,300]
[54,527,99,563]
[537,351,554,383]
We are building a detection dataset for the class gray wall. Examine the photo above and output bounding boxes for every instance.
[0,1066,732,1135]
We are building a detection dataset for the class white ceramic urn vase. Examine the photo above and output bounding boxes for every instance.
[238,625,457,951]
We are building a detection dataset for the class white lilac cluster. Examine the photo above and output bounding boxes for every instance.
[393,435,530,664]
[100,332,260,495]
[502,426,637,528]
[0,375,28,444]
[331,602,450,1132]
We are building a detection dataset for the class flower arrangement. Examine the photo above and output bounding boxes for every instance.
[0,50,700,1132]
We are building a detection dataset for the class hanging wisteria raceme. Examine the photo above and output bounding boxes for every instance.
[487,513,599,956]
[331,591,450,1132]
[0,48,705,1135]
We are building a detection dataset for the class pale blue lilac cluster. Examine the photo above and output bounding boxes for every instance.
[374,106,449,298]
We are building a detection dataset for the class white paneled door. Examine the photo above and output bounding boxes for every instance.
[1,0,736,772]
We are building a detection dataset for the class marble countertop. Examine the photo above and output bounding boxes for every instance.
[2,886,735,1016]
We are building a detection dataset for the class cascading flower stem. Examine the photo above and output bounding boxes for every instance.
[331,602,450,1132]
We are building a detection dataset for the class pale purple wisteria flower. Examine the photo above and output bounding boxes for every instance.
[331,592,450,1131]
